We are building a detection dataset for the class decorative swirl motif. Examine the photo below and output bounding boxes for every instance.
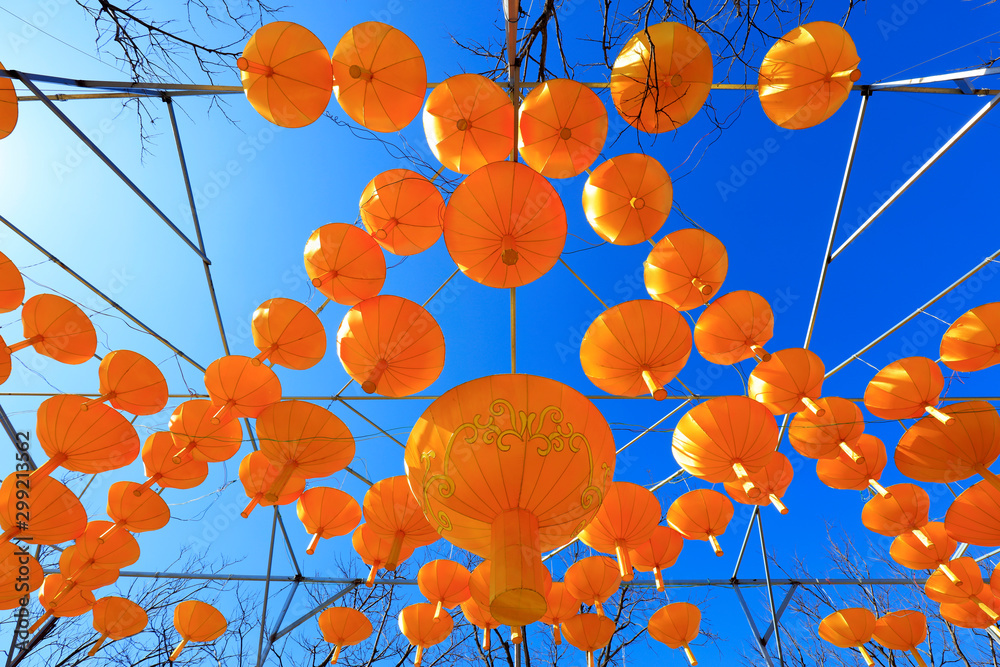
[458,399,592,458]
[435,509,453,532]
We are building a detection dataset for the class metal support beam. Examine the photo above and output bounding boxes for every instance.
[868,66,1000,90]
[270,582,361,643]
[761,584,799,645]
[757,512,785,665]
[617,400,691,454]
[0,403,34,469]
[243,423,302,578]
[731,507,760,581]
[733,584,777,667]
[259,580,301,663]
[255,508,279,667]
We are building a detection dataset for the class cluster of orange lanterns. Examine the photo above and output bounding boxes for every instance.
[2,10,999,667]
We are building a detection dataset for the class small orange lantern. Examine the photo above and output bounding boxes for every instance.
[28,573,94,634]
[363,476,438,570]
[251,298,326,370]
[583,153,671,245]
[863,356,953,425]
[747,347,826,416]
[239,451,305,518]
[168,399,243,463]
[0,249,23,313]
[352,523,414,587]
[578,482,661,580]
[940,302,1000,372]
[861,483,933,547]
[5,294,97,364]
[101,481,170,541]
[644,229,727,311]
[815,433,891,498]
[304,223,386,306]
[564,556,622,617]
[648,602,701,666]
[461,597,500,651]
[667,489,733,557]
[318,606,372,664]
[818,608,876,666]
[81,349,168,415]
[873,610,930,667]
[89,596,148,656]
[724,451,794,515]
[204,355,281,425]
[694,290,773,364]
[418,559,472,620]
[398,602,453,667]
[788,397,865,462]
[171,599,227,662]
[924,557,998,621]
[629,525,684,592]
[561,613,616,667]
[518,79,607,178]
[0,473,86,545]
[945,479,1000,546]
[890,521,962,585]
[359,169,444,256]
[0,542,41,609]
[296,487,362,555]
[541,582,580,645]
[423,74,514,175]
[138,431,209,492]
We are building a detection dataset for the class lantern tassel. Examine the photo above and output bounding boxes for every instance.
[366,562,379,587]
[750,344,771,362]
[838,442,865,465]
[331,644,342,665]
[236,57,273,76]
[615,540,634,581]
[169,638,188,662]
[910,647,929,667]
[551,624,560,646]
[241,495,261,519]
[135,475,160,496]
[868,479,892,499]
[975,596,999,621]
[641,370,667,401]
[264,463,295,503]
[362,361,388,395]
[312,270,337,288]
[510,626,522,644]
[385,531,405,570]
[973,464,1000,495]
[586,650,595,667]
[414,645,424,667]
[708,534,724,557]
[210,400,235,426]
[28,453,67,483]
[98,523,122,543]
[858,645,874,667]
[4,335,43,354]
[79,393,111,411]
[433,600,443,620]
[306,534,321,556]
[251,346,275,367]
[768,493,788,515]
[88,635,107,656]
[653,566,665,593]
[27,611,52,634]
[683,644,698,666]
[924,404,954,426]
[800,397,825,417]
[691,277,712,297]
[939,563,963,586]
[594,601,605,617]
[732,462,760,499]
[912,527,934,549]
[171,447,193,465]
[483,628,491,651]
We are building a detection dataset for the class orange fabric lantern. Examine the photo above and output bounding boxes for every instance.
[171,600,227,662]
[864,356,953,425]
[758,22,860,130]
[945,479,1000,546]
[239,450,305,518]
[74,520,140,570]
[815,433,891,497]
[5,294,96,364]
[890,521,962,585]
[861,483,933,547]
[238,22,332,128]
[251,298,326,370]
[31,394,140,482]
[332,22,426,133]
[418,559,472,620]
[541,582,580,645]
[443,161,566,288]
[648,602,701,666]
[610,23,712,133]
[582,153,671,246]
[304,223,386,306]
[940,302,1000,372]
[580,300,692,401]
[629,525,684,592]
[724,451,793,515]
[873,610,929,667]
[788,397,865,462]
[925,557,998,621]
[318,606,373,665]
[29,573,94,634]
[578,481,661,580]
[204,355,281,425]
[58,546,119,595]
[359,169,444,256]
[0,473,86,545]
[139,431,209,492]
[405,374,616,626]
[101,481,170,542]
[644,229,727,311]
[819,608,876,666]
[0,65,17,141]
[564,556,622,617]
[941,592,1000,630]
[667,489,733,556]
[423,74,514,175]
[352,523,414,586]
[398,602,453,667]
[0,250,24,313]
[461,597,500,651]
[672,395,778,499]
[81,350,168,416]
[168,399,243,463]
[748,347,826,416]
[337,295,445,396]
[296,487,361,555]
[363,476,437,570]
[518,79,607,178]
[0,542,41,610]
[694,290,773,364]
[89,596,147,656]
[561,613,616,667]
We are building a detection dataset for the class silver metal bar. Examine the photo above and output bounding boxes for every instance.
[0,69,242,94]
[761,583,799,645]
[869,66,1000,89]
[830,91,1000,261]
[259,580,300,662]
[616,400,690,454]
[255,509,279,667]
[0,403,34,469]
[648,468,686,494]
[733,584,776,667]
[804,93,870,349]
[270,582,361,642]
[975,546,1000,562]
[757,512,785,664]
[731,506,761,581]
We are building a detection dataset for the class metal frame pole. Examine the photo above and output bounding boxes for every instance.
[255,508,279,666]
[761,584,799,645]
[733,584,776,667]
[731,506,760,580]
[259,580,301,661]
[757,512,785,665]
[616,400,691,455]
[270,582,361,643]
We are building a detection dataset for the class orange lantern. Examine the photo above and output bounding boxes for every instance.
[239,451,305,518]
[863,356,953,425]
[359,169,444,256]
[610,23,712,133]
[332,22,426,133]
[171,599,227,662]
[672,395,778,499]
[925,557,998,621]
[237,22,332,128]
[101,481,170,542]
[0,542,42,610]
[945,480,1000,546]
[517,79,606,178]
[418,559,472,620]
[74,520,140,570]
[31,394,140,482]
[0,250,23,313]
[398,602,454,667]
[666,489,733,557]
[138,431,209,492]
[80,350,168,416]
[758,22,860,130]
[467,560,558,614]
[788,397,865,462]
[352,523,414,586]
[861,483,933,547]
[896,400,1000,491]
[168,399,243,463]
[0,473,86,544]
[89,596,148,656]
[694,290,773,364]
[815,433,891,498]
[28,573,95,634]
[204,355,281,425]
[444,161,566,288]
[296,487,361,555]
[541,582,580,645]
[5,294,97,364]
[940,302,1000,372]
[873,610,929,667]
[561,613,616,667]
[251,298,326,370]
[578,481,661,580]
[648,602,701,666]
[583,153,671,246]
[629,525,684,592]
[644,229,727,311]
[890,521,962,585]
[57,546,119,597]
[748,347,826,416]
[363,476,437,569]
[337,295,445,396]
[818,608,876,666]
[941,592,1000,629]
[304,223,386,306]
[461,597,500,651]
[564,556,622,617]
[580,300,692,401]
[0,67,17,141]
[405,374,615,626]
[423,74,514,175]
[318,606,373,664]
[724,451,793,515]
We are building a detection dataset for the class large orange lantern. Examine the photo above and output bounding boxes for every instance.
[171,600,227,662]
[337,295,445,396]
[251,298,326,370]
[890,521,961,585]
[203,355,281,425]
[28,573,94,634]
[5,294,97,364]
[101,481,170,542]
[518,79,607,178]
[31,394,140,482]
[363,476,438,570]
[667,489,733,557]
[578,481,660,580]
[423,73,514,175]
[398,602,453,667]
[541,582,580,645]
[945,480,1000,546]
[940,302,1000,372]
[332,22,426,133]
[168,399,243,463]
[724,451,793,515]
[352,523,415,587]
[758,22,860,130]
[863,356,953,425]
[561,613,616,667]
[694,290,773,364]
[318,606,372,665]
[359,169,444,256]
[0,542,41,610]
[861,483,933,547]
[873,610,929,667]
[296,487,361,555]
[748,347,826,416]
[672,395,778,499]
[89,596,147,656]
[304,223,386,306]
[648,602,701,666]
[418,559,472,620]
[564,556,622,617]
[924,557,998,621]
[138,431,209,492]
[645,229,727,311]
[0,250,23,313]
[583,153,671,245]
[81,349,168,415]
[818,608,876,666]
[444,161,566,288]
[405,374,615,626]
[629,525,684,592]
[788,397,865,462]
[461,597,500,651]
[0,473,86,544]
[237,22,331,127]
[815,433,891,498]
[238,451,305,518]
[610,23,712,133]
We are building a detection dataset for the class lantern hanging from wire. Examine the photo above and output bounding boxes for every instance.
[304,223,387,306]
[694,290,773,364]
[940,302,1000,372]
[666,489,733,557]
[359,169,445,256]
[644,229,727,311]
[81,350,168,416]
[583,153,672,246]
[517,78,607,178]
